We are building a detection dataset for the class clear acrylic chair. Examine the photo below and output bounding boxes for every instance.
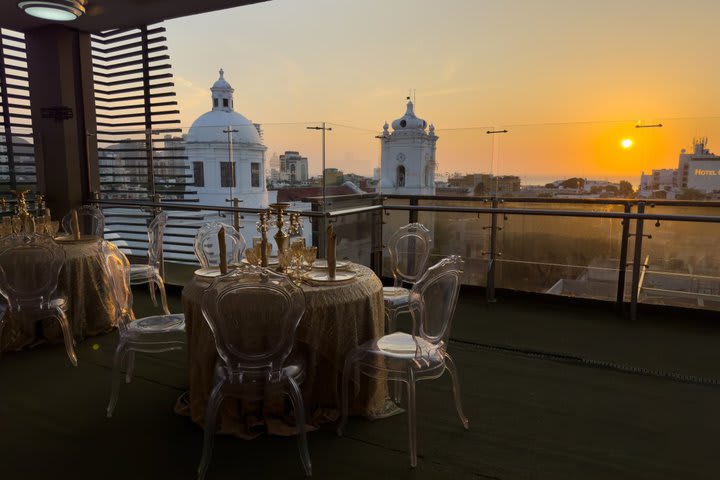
[101,241,185,418]
[61,205,105,237]
[129,212,170,315]
[198,264,311,479]
[383,222,432,331]
[193,222,246,268]
[338,255,468,467]
[0,233,76,366]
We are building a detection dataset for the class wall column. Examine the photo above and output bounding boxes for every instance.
[25,25,98,218]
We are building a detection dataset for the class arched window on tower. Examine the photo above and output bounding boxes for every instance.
[213,98,218,108]
[223,99,229,108]
[397,165,406,188]
[424,164,432,187]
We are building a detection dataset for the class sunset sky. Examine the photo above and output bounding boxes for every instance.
[165,0,720,184]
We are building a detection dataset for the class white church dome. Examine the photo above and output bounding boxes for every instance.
[186,69,262,145]
[391,100,427,131]
[187,111,261,144]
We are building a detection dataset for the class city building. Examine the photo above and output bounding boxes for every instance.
[640,138,720,198]
[379,100,437,195]
[278,151,309,183]
[185,69,268,207]
[447,173,521,196]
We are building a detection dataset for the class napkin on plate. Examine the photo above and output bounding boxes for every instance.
[218,226,227,274]
[72,210,81,240]
[327,224,337,279]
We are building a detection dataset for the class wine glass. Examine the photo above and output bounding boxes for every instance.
[303,246,317,271]
[245,246,259,266]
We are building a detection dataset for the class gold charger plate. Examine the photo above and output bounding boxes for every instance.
[304,270,356,284]
[312,259,351,270]
[54,235,101,244]
[240,256,279,266]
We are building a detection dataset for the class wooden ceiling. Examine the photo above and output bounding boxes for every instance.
[0,0,269,33]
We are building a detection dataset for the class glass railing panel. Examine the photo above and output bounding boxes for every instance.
[415,198,491,287]
[633,203,720,311]
[496,202,626,299]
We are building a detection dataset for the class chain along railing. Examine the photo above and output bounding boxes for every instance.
[89,194,720,319]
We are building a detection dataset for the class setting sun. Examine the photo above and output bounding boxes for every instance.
[621,138,634,149]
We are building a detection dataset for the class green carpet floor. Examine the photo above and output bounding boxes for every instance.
[1,287,719,479]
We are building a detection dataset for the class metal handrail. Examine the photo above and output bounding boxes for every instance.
[90,196,720,320]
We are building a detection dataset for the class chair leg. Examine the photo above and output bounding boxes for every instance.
[148,280,158,307]
[286,376,312,476]
[444,353,469,429]
[125,350,136,383]
[0,311,7,358]
[55,307,77,367]
[154,274,171,315]
[198,380,225,480]
[107,341,128,418]
[406,368,417,468]
[337,350,356,436]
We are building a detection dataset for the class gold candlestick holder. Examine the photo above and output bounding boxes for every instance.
[269,203,291,260]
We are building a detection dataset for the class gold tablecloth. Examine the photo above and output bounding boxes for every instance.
[0,240,117,351]
[176,263,389,439]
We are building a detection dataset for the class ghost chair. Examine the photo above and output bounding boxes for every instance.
[339,255,468,467]
[129,211,170,315]
[101,241,185,418]
[193,221,245,268]
[198,264,311,478]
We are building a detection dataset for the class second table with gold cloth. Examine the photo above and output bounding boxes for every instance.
[0,239,117,351]
[176,263,392,439]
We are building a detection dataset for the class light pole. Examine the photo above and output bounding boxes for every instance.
[223,126,241,228]
[223,125,239,200]
[306,122,332,207]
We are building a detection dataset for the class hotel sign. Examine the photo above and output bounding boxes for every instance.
[687,160,720,192]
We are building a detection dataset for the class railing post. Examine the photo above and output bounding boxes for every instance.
[371,198,383,277]
[486,198,498,303]
[615,202,632,313]
[629,202,646,320]
[409,197,418,224]
[150,192,165,281]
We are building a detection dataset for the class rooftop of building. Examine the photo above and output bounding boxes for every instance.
[2,286,718,479]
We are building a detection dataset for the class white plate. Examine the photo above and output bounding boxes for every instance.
[312,259,351,270]
[304,270,356,284]
[240,256,279,266]
[194,267,223,279]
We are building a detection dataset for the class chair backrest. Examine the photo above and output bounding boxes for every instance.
[408,255,464,349]
[193,222,246,268]
[201,264,305,382]
[62,205,105,237]
[0,233,65,310]
[101,241,134,336]
[387,222,432,286]
[147,212,168,269]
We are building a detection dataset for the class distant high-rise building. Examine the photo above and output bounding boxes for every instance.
[278,151,309,183]
[379,100,437,195]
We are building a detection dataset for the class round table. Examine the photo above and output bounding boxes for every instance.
[176,263,392,439]
[0,239,117,351]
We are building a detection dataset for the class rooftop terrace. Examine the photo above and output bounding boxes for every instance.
[2,286,718,480]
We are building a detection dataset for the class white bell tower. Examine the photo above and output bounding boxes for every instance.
[379,100,438,195]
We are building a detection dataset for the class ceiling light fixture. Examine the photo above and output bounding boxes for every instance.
[17,0,86,21]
